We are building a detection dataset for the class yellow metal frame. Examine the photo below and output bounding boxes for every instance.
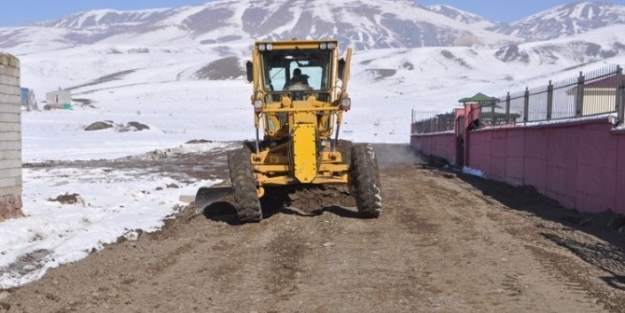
[247,39,353,194]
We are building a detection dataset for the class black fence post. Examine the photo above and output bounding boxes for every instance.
[547,80,553,121]
[524,87,529,123]
[505,92,511,124]
[430,117,434,133]
[490,101,495,125]
[576,71,585,117]
[617,66,623,126]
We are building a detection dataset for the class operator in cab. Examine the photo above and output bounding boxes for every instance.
[287,68,312,91]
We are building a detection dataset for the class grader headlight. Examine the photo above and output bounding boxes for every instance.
[253,100,263,113]
[340,98,351,111]
[258,43,272,51]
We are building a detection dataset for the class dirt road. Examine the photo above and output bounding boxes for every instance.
[2,144,625,312]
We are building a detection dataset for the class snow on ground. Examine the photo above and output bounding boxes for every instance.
[1,163,222,288]
[2,41,625,288]
[462,166,487,179]
[1,141,228,289]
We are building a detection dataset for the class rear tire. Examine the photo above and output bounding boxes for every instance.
[350,144,383,218]
[228,147,262,223]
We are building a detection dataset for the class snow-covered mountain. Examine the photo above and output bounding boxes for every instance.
[491,1,625,42]
[3,0,625,55]
[425,4,499,29]
[2,0,625,53]
[0,0,517,52]
[2,0,625,105]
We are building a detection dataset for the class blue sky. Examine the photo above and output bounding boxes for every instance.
[417,0,625,23]
[1,0,625,27]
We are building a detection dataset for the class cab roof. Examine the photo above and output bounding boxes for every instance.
[254,39,339,50]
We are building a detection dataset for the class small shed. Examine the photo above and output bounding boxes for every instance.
[458,93,510,126]
[578,74,624,116]
[458,92,500,107]
[45,88,72,110]
[458,92,501,127]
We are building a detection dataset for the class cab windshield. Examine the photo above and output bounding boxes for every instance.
[260,48,333,93]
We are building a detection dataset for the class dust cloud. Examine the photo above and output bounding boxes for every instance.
[371,143,425,170]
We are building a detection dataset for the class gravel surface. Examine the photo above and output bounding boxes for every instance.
[3,143,625,313]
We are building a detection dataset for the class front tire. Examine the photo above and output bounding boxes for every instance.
[228,147,262,223]
[350,144,383,218]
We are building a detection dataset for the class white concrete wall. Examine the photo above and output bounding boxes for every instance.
[0,53,22,220]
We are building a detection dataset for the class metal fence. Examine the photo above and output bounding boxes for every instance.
[411,111,455,134]
[412,64,625,134]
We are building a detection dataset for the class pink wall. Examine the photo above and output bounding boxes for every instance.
[410,133,457,165]
[466,119,625,214]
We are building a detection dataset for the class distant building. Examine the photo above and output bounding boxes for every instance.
[569,74,624,116]
[45,88,72,110]
[20,87,38,111]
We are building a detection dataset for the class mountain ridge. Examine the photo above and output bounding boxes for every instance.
[2,0,625,54]
[4,0,625,103]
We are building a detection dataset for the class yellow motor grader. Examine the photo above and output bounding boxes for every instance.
[195,39,382,223]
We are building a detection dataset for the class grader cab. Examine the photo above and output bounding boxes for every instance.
[196,39,382,223]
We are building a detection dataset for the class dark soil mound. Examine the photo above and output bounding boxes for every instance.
[126,121,149,131]
[47,193,82,205]
[261,185,356,216]
[186,139,213,144]
[84,121,113,131]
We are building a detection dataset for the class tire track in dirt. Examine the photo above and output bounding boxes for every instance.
[499,215,625,312]
[392,166,607,313]
[452,170,625,313]
[264,229,307,298]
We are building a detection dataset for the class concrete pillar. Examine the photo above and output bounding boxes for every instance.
[0,53,23,221]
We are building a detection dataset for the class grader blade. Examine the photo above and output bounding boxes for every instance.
[194,185,233,214]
